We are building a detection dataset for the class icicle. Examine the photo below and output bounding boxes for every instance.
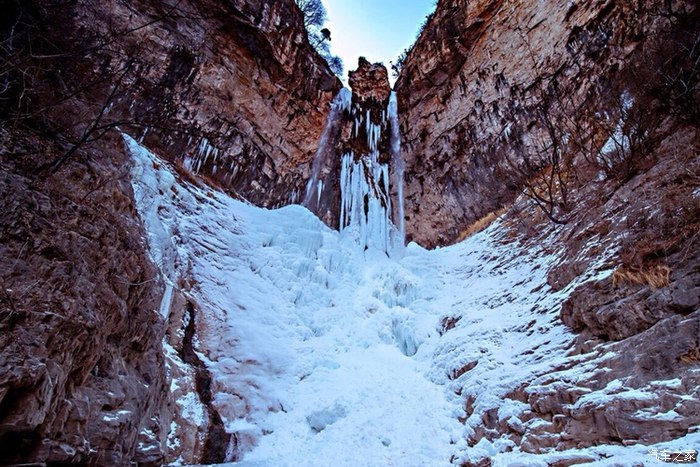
[388,91,405,245]
[303,88,351,207]
[139,127,149,143]
[338,87,352,112]
[365,110,371,144]
[339,151,394,253]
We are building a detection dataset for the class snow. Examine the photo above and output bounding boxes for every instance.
[177,392,207,427]
[125,134,698,465]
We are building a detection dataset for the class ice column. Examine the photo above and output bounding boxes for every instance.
[339,151,393,253]
[388,91,405,245]
[303,88,352,207]
[338,95,398,253]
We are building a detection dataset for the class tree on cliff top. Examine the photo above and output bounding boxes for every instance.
[295,0,344,78]
[297,0,327,30]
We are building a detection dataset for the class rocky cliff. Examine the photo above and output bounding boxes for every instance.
[396,0,699,462]
[76,0,341,205]
[0,0,338,463]
[396,0,698,247]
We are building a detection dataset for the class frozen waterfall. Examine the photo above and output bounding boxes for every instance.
[303,87,404,255]
[303,88,351,208]
[339,151,393,253]
[339,94,403,255]
[388,91,405,245]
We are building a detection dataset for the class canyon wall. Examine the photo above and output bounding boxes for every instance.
[1,0,698,463]
[74,0,342,205]
[396,0,698,247]
[0,0,338,463]
[397,0,699,462]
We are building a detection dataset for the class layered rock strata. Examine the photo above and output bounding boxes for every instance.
[396,0,697,247]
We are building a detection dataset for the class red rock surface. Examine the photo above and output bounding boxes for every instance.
[396,0,699,457]
[349,57,391,105]
[72,0,341,207]
[396,0,698,247]
[0,131,167,464]
[0,0,339,463]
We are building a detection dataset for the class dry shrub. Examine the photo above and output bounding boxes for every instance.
[679,348,700,364]
[499,199,553,245]
[172,157,202,187]
[611,264,671,289]
[456,207,508,242]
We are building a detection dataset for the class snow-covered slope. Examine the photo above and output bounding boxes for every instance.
[126,135,699,466]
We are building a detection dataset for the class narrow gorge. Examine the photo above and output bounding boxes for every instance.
[1,0,698,465]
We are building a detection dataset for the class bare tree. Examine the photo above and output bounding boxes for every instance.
[499,86,576,225]
[294,0,343,78]
[391,49,409,79]
[499,4,699,226]
[327,55,344,77]
[296,0,327,30]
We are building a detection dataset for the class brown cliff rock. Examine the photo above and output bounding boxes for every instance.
[397,0,699,458]
[396,0,697,247]
[0,0,340,463]
[68,0,341,208]
[0,132,167,464]
[349,57,391,105]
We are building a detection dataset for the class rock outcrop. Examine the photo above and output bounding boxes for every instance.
[348,57,392,104]
[0,0,339,463]
[336,60,397,251]
[0,131,167,464]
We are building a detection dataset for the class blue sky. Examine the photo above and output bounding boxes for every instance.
[322,0,436,85]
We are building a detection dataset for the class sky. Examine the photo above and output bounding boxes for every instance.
[322,0,436,86]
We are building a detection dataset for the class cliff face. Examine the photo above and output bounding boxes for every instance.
[396,0,697,247]
[396,0,699,461]
[0,0,338,463]
[0,132,167,465]
[73,0,341,205]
